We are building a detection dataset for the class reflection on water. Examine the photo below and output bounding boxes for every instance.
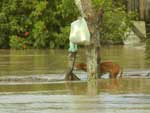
[101,45,149,70]
[0,49,69,75]
[0,93,150,113]
[0,79,150,113]
[0,45,150,76]
[0,45,150,113]
[146,38,150,64]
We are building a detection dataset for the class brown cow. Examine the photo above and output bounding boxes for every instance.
[75,62,123,78]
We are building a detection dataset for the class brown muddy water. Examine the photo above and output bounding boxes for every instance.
[0,45,150,113]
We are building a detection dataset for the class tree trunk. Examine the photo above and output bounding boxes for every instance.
[75,0,101,80]
[127,0,132,12]
[139,0,145,20]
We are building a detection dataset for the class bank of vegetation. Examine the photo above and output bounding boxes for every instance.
[0,0,135,49]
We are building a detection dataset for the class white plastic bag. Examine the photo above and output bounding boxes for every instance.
[69,17,90,45]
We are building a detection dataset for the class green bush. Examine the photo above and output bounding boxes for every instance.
[0,0,135,49]
[93,0,135,44]
[32,21,49,48]
[9,35,29,49]
[52,26,70,49]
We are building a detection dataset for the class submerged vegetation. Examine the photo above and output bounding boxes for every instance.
[0,0,135,49]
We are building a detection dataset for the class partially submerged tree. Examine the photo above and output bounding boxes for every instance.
[65,0,103,81]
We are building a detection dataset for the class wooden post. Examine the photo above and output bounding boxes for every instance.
[127,0,132,12]
[145,0,150,22]
[75,0,101,80]
[139,0,145,20]
[65,52,80,81]
[135,0,139,11]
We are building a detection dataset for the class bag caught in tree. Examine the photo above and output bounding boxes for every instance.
[69,17,90,45]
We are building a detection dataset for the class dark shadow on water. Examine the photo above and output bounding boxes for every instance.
[145,38,150,65]
[63,77,150,95]
[0,72,150,94]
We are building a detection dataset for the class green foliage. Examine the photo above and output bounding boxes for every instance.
[52,26,70,49]
[0,0,135,49]
[93,0,135,44]
[32,21,49,48]
[9,35,29,49]
[47,0,78,49]
[92,0,104,9]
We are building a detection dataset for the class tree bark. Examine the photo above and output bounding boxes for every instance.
[127,0,132,12]
[75,0,101,80]
[139,0,145,20]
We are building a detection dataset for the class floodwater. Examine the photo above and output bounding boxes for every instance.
[0,45,150,113]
